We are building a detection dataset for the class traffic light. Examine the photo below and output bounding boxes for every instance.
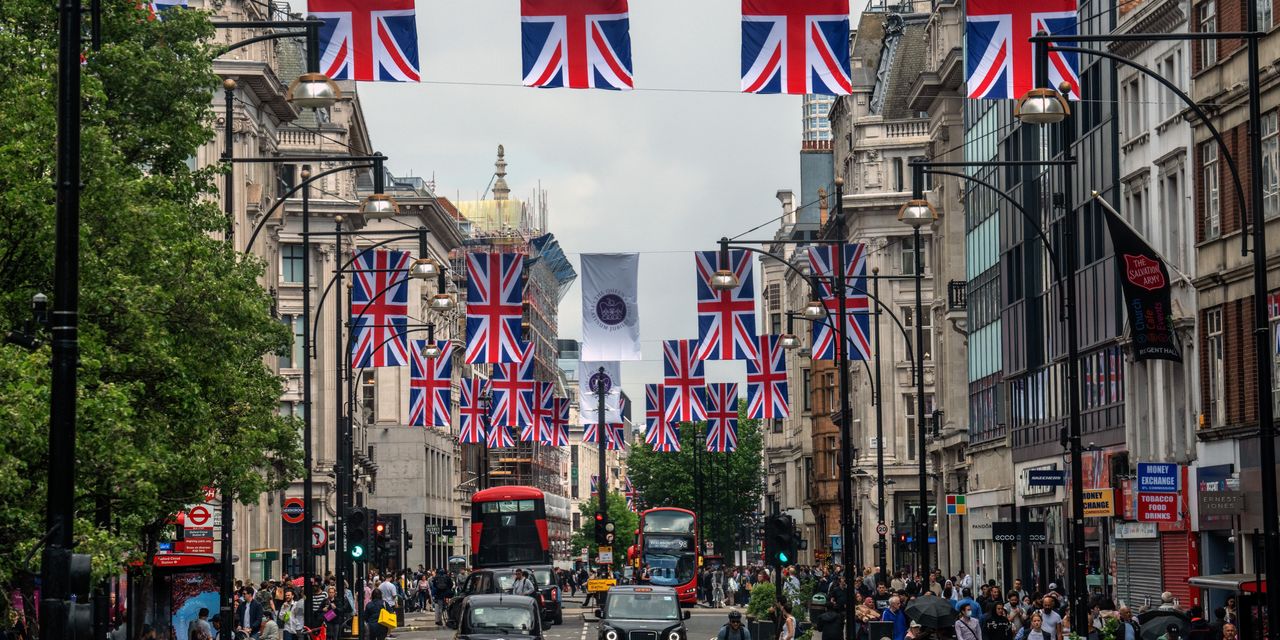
[348,508,369,561]
[374,519,390,564]
[764,514,797,567]
[593,512,616,546]
[404,518,413,551]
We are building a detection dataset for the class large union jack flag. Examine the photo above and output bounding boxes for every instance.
[465,252,526,364]
[458,378,488,444]
[607,423,626,450]
[623,477,639,511]
[965,0,1079,99]
[521,0,634,90]
[490,344,536,429]
[551,397,571,446]
[747,334,791,420]
[705,383,740,452]
[695,249,758,361]
[644,384,681,452]
[351,249,412,368]
[487,423,516,448]
[807,243,871,361]
[663,339,706,423]
[528,381,556,443]
[310,0,420,82]
[409,340,453,428]
[741,0,852,95]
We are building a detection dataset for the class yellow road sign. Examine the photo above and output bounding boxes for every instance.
[587,579,616,593]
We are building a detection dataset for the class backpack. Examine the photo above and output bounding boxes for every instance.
[432,575,453,596]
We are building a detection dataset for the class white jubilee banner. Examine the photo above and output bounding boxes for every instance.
[579,360,623,425]
[581,253,642,361]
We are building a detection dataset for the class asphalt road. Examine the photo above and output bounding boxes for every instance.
[394,600,742,640]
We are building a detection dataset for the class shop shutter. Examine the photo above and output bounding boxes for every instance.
[1161,532,1194,608]
[1115,538,1162,609]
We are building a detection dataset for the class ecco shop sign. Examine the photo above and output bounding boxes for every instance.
[991,522,1047,544]
[1137,463,1180,493]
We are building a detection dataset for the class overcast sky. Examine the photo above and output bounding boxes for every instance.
[353,1,858,404]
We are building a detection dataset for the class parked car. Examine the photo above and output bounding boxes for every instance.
[596,585,690,640]
[447,568,557,628]
[455,594,543,640]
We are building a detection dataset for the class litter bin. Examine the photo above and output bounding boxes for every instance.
[809,593,828,622]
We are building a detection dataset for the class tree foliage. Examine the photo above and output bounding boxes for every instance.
[624,401,764,559]
[568,493,637,571]
[0,0,302,584]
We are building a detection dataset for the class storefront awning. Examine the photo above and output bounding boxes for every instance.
[1188,573,1267,593]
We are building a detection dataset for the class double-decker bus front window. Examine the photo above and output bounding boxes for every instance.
[643,537,696,587]
[477,499,542,566]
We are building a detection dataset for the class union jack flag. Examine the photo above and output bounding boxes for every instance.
[490,344,536,429]
[458,378,488,445]
[551,397,571,446]
[965,0,1079,99]
[695,249,758,361]
[663,339,706,423]
[487,423,516,448]
[606,423,626,450]
[590,474,599,491]
[144,0,186,20]
[741,0,852,95]
[529,382,556,443]
[521,0,634,90]
[409,340,453,428]
[747,334,790,420]
[623,477,639,511]
[465,252,526,364]
[645,384,681,452]
[310,0,420,83]
[807,243,871,361]
[350,249,412,368]
[705,383,740,453]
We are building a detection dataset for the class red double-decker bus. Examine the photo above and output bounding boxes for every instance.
[470,485,551,568]
[637,507,698,605]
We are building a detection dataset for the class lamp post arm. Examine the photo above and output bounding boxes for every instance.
[351,326,437,390]
[242,163,375,255]
[726,241,918,375]
[789,313,880,405]
[921,168,1062,283]
[1045,43,1249,256]
[214,20,324,71]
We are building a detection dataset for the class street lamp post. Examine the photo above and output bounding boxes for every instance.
[872,271,887,587]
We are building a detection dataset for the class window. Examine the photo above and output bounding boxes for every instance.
[1206,308,1225,427]
[1264,112,1280,218]
[802,369,812,412]
[1157,51,1184,122]
[361,370,376,424]
[1122,76,1144,138]
[824,372,836,412]
[278,401,305,419]
[1272,297,1280,415]
[1126,183,1148,239]
[572,512,580,531]
[1161,167,1185,270]
[276,164,297,199]
[282,244,305,284]
[1262,0,1275,34]
[901,306,933,360]
[772,419,784,434]
[825,436,838,479]
[900,235,929,275]
[278,315,305,368]
[1198,1,1217,69]
[1203,144,1220,239]
[803,457,813,500]
[904,394,935,460]
[908,156,932,190]
[892,157,905,192]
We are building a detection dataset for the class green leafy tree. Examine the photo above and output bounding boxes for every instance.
[569,493,638,571]
[625,401,764,560]
[0,0,301,590]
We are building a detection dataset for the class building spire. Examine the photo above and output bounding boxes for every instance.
[493,144,510,201]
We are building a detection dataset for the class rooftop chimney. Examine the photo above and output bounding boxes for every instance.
[776,190,796,225]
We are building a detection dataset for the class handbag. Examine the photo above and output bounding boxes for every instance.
[377,607,397,630]
[322,610,337,623]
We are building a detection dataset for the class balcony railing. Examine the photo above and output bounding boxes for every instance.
[948,280,967,311]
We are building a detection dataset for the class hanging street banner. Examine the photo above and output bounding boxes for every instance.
[581,254,642,361]
[1102,207,1182,361]
[579,361,622,425]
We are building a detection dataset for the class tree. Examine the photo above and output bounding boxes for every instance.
[0,0,301,588]
[568,493,637,571]
[624,401,764,560]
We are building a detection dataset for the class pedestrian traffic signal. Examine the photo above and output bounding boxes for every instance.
[764,514,797,567]
[348,508,369,560]
[593,512,616,546]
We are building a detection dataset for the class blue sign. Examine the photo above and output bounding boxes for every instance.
[1138,463,1180,493]
[830,535,843,552]
[1028,469,1066,487]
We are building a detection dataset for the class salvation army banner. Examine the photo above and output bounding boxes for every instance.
[1102,207,1182,362]
[579,360,623,425]
[581,254,642,361]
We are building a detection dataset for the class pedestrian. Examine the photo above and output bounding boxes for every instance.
[1034,597,1062,640]
[983,604,1012,640]
[259,611,279,640]
[188,609,214,640]
[1220,623,1238,640]
[279,591,302,640]
[235,589,263,640]
[1005,594,1026,633]
[431,569,454,626]
[1016,612,1050,640]
[717,611,752,640]
[880,596,908,640]
[775,601,796,640]
[378,576,397,609]
[362,591,388,640]
[415,573,429,613]
[955,603,982,640]
[1115,607,1139,640]
[816,603,843,640]
[1157,624,1183,640]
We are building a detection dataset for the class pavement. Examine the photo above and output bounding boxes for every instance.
[391,599,744,640]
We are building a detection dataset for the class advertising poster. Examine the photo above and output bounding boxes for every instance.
[169,572,220,640]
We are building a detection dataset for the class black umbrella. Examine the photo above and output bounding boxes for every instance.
[905,595,957,629]
[1138,610,1191,640]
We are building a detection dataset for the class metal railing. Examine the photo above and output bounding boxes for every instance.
[947,280,967,311]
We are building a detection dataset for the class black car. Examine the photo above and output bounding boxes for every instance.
[455,594,544,640]
[526,566,564,626]
[596,586,690,640]
[447,568,554,629]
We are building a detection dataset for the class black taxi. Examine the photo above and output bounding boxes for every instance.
[595,586,690,640]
